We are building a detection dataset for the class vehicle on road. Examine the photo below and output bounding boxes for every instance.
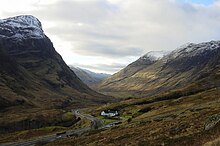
[56,131,67,139]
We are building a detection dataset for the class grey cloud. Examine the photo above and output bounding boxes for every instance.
[46,23,142,57]
[34,0,117,24]
[73,43,143,57]
[46,24,126,42]
[72,63,127,74]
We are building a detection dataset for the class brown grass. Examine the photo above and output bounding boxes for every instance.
[204,136,220,146]
[47,87,220,146]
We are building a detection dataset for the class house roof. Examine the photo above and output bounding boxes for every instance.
[103,110,118,113]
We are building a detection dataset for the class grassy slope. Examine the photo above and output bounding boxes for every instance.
[70,67,100,87]
[0,37,115,110]
[0,37,117,135]
[47,80,220,145]
[46,56,220,145]
[96,43,220,99]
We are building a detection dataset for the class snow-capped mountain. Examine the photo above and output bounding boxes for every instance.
[96,40,220,97]
[168,41,220,59]
[0,15,45,41]
[0,15,111,111]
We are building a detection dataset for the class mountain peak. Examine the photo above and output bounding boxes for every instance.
[3,15,42,28]
[169,40,220,59]
[0,15,44,40]
[141,51,169,61]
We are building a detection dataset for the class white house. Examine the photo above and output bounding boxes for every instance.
[101,110,119,117]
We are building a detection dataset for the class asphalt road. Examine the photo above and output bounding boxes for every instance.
[74,109,104,130]
[0,109,105,146]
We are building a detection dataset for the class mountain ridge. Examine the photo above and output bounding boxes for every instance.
[70,66,110,87]
[96,40,220,97]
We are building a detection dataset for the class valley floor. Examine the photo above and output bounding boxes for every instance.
[46,88,220,146]
[1,87,220,146]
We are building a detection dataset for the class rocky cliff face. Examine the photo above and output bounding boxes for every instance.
[96,41,220,97]
[0,15,111,110]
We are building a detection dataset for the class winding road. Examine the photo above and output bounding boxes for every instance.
[0,110,105,146]
[73,109,104,130]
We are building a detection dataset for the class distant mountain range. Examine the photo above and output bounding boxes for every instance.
[96,41,220,97]
[70,66,110,87]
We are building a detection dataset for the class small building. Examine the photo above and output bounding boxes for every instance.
[101,110,119,117]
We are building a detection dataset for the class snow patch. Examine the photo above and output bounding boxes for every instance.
[141,51,170,61]
[168,41,220,59]
[0,15,45,40]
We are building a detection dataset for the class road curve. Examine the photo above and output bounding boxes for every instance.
[0,110,104,146]
[74,109,104,130]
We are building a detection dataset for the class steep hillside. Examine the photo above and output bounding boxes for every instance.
[83,68,110,81]
[70,66,110,87]
[0,15,112,110]
[99,51,167,87]
[97,41,220,97]
[0,15,114,133]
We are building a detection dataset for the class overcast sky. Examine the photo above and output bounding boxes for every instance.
[0,0,220,74]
